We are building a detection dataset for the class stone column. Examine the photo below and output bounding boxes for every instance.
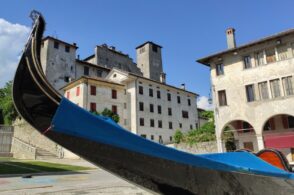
[217,136,224,153]
[256,134,265,151]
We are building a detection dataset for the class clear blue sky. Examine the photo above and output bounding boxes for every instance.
[1,0,294,98]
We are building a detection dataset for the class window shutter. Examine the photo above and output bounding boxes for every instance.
[76,86,80,96]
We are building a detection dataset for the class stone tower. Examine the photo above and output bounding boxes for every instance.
[41,37,77,92]
[136,42,164,82]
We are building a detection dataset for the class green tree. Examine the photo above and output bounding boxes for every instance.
[0,81,18,125]
[174,130,184,144]
[173,111,216,145]
[92,108,120,123]
[199,110,214,120]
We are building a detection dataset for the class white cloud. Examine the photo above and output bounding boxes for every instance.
[197,96,214,111]
[0,18,30,87]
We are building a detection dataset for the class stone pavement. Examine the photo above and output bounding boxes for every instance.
[0,158,153,195]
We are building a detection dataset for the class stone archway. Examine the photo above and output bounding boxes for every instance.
[262,114,294,163]
[221,120,257,152]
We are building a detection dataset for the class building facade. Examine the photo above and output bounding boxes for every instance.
[41,37,199,144]
[198,28,294,163]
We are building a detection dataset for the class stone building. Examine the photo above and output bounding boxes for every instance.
[41,37,198,144]
[197,28,294,163]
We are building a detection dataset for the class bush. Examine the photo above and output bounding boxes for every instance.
[174,130,184,144]
[173,121,216,145]
[91,108,120,123]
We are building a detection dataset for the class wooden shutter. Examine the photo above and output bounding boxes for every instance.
[76,86,80,96]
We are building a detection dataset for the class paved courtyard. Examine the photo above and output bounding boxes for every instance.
[0,159,152,195]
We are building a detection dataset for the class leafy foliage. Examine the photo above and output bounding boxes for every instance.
[91,108,120,123]
[199,110,214,119]
[174,130,184,144]
[0,81,18,125]
[174,111,216,145]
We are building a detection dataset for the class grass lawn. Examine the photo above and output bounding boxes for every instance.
[0,161,93,175]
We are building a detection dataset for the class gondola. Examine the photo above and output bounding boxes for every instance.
[12,11,294,194]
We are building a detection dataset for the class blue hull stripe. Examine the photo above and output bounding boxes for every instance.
[52,98,294,180]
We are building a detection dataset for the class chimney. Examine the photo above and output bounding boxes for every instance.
[181,83,185,90]
[160,72,166,83]
[226,28,236,49]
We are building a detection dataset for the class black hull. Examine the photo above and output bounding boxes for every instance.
[12,11,294,194]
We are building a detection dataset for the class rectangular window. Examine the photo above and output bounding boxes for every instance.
[124,103,127,109]
[182,111,189,118]
[139,86,143,95]
[90,103,96,112]
[159,135,163,143]
[158,105,162,114]
[140,118,144,126]
[65,45,70,53]
[54,41,59,49]
[139,102,144,111]
[188,99,191,106]
[150,104,154,113]
[255,51,264,66]
[150,119,154,127]
[157,90,161,99]
[167,93,171,101]
[246,84,255,102]
[84,66,89,75]
[76,86,80,96]
[152,45,158,52]
[151,135,154,140]
[177,96,181,104]
[90,86,96,96]
[278,45,288,60]
[64,76,70,82]
[258,82,269,100]
[266,48,276,63]
[112,105,117,114]
[218,90,227,106]
[97,70,103,77]
[282,76,294,96]
[270,79,281,98]
[243,56,252,69]
[170,136,172,141]
[168,108,172,116]
[112,89,117,99]
[216,63,224,75]
[190,125,193,130]
[149,88,153,97]
[179,123,182,128]
[169,122,173,129]
[141,134,146,138]
[158,120,162,128]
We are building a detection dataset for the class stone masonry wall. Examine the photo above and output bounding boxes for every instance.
[175,141,218,154]
[13,119,58,156]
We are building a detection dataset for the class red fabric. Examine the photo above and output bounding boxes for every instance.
[264,132,294,148]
